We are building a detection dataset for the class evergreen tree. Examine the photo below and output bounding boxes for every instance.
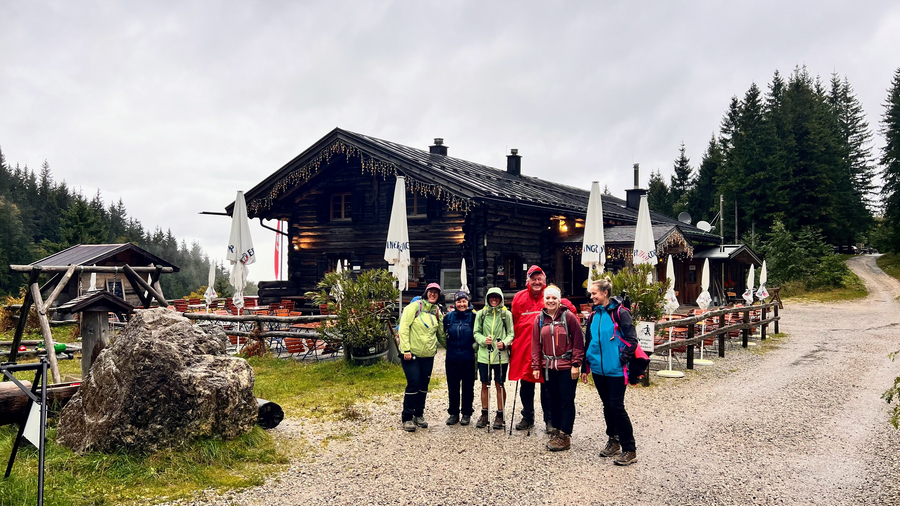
[647,169,673,217]
[670,142,693,215]
[881,68,900,251]
[687,135,722,221]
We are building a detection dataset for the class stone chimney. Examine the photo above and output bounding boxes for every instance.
[507,148,521,176]
[429,138,448,156]
[625,163,646,210]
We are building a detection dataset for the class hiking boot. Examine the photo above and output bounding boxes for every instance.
[414,416,428,428]
[545,422,555,434]
[545,429,560,450]
[402,420,417,432]
[460,415,471,426]
[547,432,571,452]
[476,412,489,428]
[515,418,534,431]
[492,412,505,430]
[599,438,621,458]
[614,451,638,466]
[446,414,460,426]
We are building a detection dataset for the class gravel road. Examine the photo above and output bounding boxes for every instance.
[184,255,900,505]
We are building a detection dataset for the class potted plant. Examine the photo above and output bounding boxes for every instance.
[307,268,399,365]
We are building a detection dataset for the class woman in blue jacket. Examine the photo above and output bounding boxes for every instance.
[442,291,477,426]
[581,278,639,466]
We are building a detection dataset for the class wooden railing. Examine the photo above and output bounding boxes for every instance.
[651,301,782,370]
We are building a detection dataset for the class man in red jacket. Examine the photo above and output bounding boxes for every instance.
[508,265,552,432]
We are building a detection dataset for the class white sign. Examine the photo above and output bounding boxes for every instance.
[23,402,42,447]
[636,321,655,354]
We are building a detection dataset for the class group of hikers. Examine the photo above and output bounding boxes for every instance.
[396,265,640,466]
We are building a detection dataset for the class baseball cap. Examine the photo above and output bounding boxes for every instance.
[527,265,544,278]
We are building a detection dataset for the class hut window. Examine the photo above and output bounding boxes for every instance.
[407,192,427,218]
[407,257,426,287]
[330,193,352,221]
[441,269,461,293]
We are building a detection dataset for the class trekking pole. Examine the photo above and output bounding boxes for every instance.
[509,379,518,436]
[486,344,492,433]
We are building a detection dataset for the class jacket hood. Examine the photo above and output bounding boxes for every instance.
[593,295,623,312]
[484,287,505,308]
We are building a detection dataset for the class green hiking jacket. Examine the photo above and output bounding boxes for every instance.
[398,299,444,358]
[474,287,514,365]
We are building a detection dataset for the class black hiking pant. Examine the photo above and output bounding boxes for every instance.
[445,358,476,417]
[593,373,636,452]
[546,368,578,435]
[401,356,434,422]
[519,379,550,424]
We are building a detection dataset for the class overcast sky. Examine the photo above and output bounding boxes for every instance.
[2,1,899,282]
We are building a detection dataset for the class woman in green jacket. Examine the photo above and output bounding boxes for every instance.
[473,287,515,430]
[398,282,445,432]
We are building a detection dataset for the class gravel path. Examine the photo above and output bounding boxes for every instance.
[184,255,900,505]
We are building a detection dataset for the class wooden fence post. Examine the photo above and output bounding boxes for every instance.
[761,306,767,341]
[742,309,749,348]
[774,305,780,334]
[686,322,694,370]
[718,312,726,358]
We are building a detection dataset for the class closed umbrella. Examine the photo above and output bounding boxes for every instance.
[204,261,217,311]
[581,181,606,286]
[633,194,658,282]
[695,258,714,365]
[658,255,684,378]
[460,258,469,294]
[88,271,98,292]
[384,176,410,305]
[756,260,769,301]
[743,264,755,306]
[227,191,255,310]
[331,259,344,305]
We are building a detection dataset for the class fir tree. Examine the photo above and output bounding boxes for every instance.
[880,68,900,251]
[670,142,693,215]
[647,169,673,217]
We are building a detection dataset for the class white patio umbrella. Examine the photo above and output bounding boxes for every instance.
[384,176,411,308]
[460,258,469,294]
[633,194,658,282]
[227,191,256,310]
[331,259,344,305]
[581,181,606,287]
[658,255,684,378]
[743,263,755,306]
[204,261,217,312]
[695,258,714,365]
[756,260,769,301]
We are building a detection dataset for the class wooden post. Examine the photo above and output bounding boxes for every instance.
[774,304,780,334]
[80,311,109,375]
[8,270,40,364]
[718,312,726,358]
[28,282,62,383]
[40,264,76,314]
[761,306,768,341]
[123,265,167,308]
[686,322,694,370]
[742,309,749,348]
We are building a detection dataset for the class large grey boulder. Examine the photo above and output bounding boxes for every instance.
[58,308,257,453]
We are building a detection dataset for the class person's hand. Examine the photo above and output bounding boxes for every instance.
[571,366,580,380]
[485,336,493,347]
[496,341,504,350]
[532,370,541,380]
[580,372,589,384]
[404,353,412,361]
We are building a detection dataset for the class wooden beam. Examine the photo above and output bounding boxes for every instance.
[126,267,152,309]
[40,264,76,314]
[123,265,167,308]
[9,265,174,273]
[151,265,166,303]
[28,282,61,383]
[8,269,40,364]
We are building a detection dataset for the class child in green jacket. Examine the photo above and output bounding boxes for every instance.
[473,287,514,430]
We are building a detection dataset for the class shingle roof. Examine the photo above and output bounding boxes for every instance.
[237,127,718,241]
[29,243,179,271]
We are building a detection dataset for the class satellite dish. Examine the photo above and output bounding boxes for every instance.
[697,220,712,232]
[678,212,692,224]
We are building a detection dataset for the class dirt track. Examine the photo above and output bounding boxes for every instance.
[187,255,900,506]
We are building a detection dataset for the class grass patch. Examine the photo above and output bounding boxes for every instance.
[877,253,900,283]
[780,269,867,303]
[0,425,287,506]
[248,356,429,419]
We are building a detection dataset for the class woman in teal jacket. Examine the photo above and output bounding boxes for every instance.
[581,278,639,466]
[398,282,445,432]
[473,287,514,430]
